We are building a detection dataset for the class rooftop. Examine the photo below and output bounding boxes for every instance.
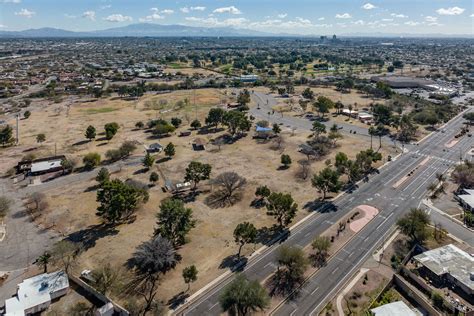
[413,244,474,291]
[370,301,417,316]
[5,270,69,316]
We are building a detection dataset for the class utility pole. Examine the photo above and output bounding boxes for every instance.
[16,114,19,145]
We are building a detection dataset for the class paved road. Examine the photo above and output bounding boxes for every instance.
[250,92,401,149]
[177,105,473,316]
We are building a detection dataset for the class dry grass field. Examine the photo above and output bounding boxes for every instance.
[1,86,398,308]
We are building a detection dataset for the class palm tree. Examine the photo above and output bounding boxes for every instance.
[37,252,52,273]
[368,126,376,150]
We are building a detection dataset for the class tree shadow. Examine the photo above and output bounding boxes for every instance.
[66,224,119,251]
[173,190,199,203]
[84,184,100,192]
[197,127,225,135]
[303,200,337,213]
[219,254,248,272]
[133,168,148,175]
[205,190,242,209]
[308,253,328,268]
[72,140,90,147]
[256,225,288,246]
[266,271,303,298]
[168,292,190,310]
[250,198,266,209]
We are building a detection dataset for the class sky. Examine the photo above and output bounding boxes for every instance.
[0,0,473,35]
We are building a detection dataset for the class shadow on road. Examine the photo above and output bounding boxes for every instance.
[303,200,337,213]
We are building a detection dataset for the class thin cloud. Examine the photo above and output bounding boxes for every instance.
[335,13,351,19]
[2,0,21,3]
[362,3,376,10]
[436,7,465,16]
[277,13,288,19]
[15,8,35,18]
[213,6,242,15]
[391,13,408,18]
[82,11,96,21]
[104,14,132,22]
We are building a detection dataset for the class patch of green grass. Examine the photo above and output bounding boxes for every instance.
[82,107,118,114]
[168,62,188,69]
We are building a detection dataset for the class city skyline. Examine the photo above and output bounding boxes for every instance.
[0,0,473,35]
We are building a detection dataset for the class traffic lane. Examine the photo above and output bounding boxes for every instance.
[277,203,401,316]
[428,210,474,246]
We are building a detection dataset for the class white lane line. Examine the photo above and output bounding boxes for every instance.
[331,267,339,275]
[376,213,394,230]
[209,302,219,311]
[311,286,319,295]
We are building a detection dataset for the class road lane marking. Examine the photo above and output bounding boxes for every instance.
[331,267,339,275]
[311,286,319,295]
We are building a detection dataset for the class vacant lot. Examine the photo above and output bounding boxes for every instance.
[4,87,397,308]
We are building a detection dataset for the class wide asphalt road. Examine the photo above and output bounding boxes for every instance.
[176,104,472,316]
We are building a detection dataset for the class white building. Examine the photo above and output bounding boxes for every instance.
[370,301,417,316]
[5,270,69,316]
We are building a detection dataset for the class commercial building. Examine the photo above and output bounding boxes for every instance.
[456,189,474,212]
[413,244,474,298]
[370,301,417,316]
[5,270,69,315]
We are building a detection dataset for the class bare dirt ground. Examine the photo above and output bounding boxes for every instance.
[1,87,397,307]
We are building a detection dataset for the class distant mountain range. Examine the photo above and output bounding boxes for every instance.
[0,23,471,38]
[0,23,278,38]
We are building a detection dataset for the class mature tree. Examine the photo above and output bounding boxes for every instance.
[185,161,212,189]
[223,110,251,137]
[280,154,292,169]
[233,222,258,259]
[171,117,182,129]
[356,148,382,174]
[0,125,14,146]
[237,89,251,106]
[130,236,178,313]
[36,133,46,144]
[155,198,196,246]
[83,152,101,170]
[266,192,298,228]
[190,119,201,130]
[182,265,198,292]
[149,172,159,185]
[153,122,175,137]
[104,122,120,140]
[0,196,11,218]
[255,185,271,203]
[334,152,349,173]
[36,252,51,273]
[314,96,334,118]
[451,161,474,190]
[164,142,175,159]
[272,123,281,135]
[302,87,314,100]
[312,167,342,200]
[463,112,474,125]
[85,125,96,141]
[51,240,80,275]
[212,172,247,204]
[135,121,144,129]
[397,208,430,245]
[275,245,308,286]
[118,141,136,158]
[375,124,389,150]
[219,274,269,316]
[334,101,344,115]
[311,236,331,267]
[143,153,155,170]
[91,263,122,295]
[372,104,393,125]
[368,126,377,150]
[312,121,326,137]
[205,108,225,131]
[96,167,110,184]
[96,179,147,224]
